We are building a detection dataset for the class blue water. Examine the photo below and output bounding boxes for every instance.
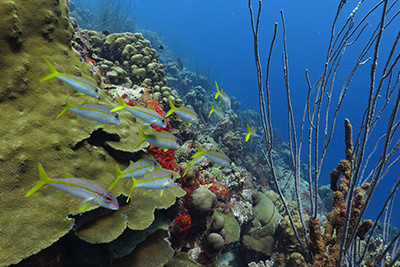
[77,0,400,228]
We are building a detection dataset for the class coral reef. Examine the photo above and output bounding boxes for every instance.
[309,119,373,267]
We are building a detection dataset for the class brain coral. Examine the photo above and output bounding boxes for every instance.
[0,1,183,265]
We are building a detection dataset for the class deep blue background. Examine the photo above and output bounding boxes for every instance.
[78,0,400,228]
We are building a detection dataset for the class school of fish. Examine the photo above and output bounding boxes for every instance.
[25,60,261,211]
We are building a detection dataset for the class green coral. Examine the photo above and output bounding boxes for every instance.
[76,185,185,243]
[0,1,182,265]
[213,211,240,244]
[113,229,174,266]
[243,192,283,256]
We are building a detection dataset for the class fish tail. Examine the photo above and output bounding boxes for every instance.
[182,163,192,177]
[245,123,252,142]
[110,93,128,112]
[192,142,205,158]
[25,163,52,197]
[127,177,139,202]
[115,164,123,177]
[209,102,215,115]
[108,164,123,190]
[40,59,60,82]
[56,90,72,118]
[134,127,147,149]
[214,81,220,99]
[165,98,176,117]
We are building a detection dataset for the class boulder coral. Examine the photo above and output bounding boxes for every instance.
[0,1,183,265]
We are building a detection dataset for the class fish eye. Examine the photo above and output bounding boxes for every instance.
[114,113,119,118]
[105,195,113,202]
[162,119,165,123]
[95,88,98,92]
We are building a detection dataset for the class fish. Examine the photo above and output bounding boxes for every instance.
[214,81,231,109]
[192,143,232,168]
[182,155,205,177]
[57,92,120,125]
[177,56,183,71]
[158,45,164,50]
[108,158,157,190]
[136,127,179,151]
[25,163,119,211]
[209,102,224,120]
[40,59,99,98]
[165,98,199,126]
[111,93,167,128]
[127,169,177,201]
[244,123,262,142]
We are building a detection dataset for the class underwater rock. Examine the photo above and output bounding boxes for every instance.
[164,252,202,267]
[210,215,225,233]
[75,186,185,244]
[243,192,282,257]
[112,229,174,266]
[192,187,217,213]
[213,211,241,244]
[274,214,310,266]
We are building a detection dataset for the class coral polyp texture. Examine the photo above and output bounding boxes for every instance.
[0,1,175,265]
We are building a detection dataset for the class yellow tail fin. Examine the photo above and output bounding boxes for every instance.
[214,81,221,99]
[40,59,61,82]
[209,102,215,115]
[25,163,52,197]
[165,98,177,117]
[110,93,129,112]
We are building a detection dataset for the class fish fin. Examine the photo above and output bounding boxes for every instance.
[192,142,205,158]
[245,133,251,142]
[95,124,104,128]
[134,127,147,149]
[57,192,67,198]
[63,172,74,178]
[214,81,220,99]
[115,164,123,177]
[56,90,73,119]
[110,93,128,112]
[79,201,93,212]
[163,148,169,152]
[25,163,53,197]
[209,102,215,115]
[188,123,192,127]
[182,164,192,177]
[165,98,176,117]
[40,59,61,82]
[108,176,121,191]
[142,190,148,196]
[126,178,139,202]
[160,189,164,196]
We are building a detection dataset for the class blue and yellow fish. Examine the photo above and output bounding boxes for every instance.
[127,169,177,201]
[209,102,224,120]
[244,123,262,142]
[214,81,231,109]
[165,98,199,126]
[136,127,179,151]
[192,143,232,168]
[111,93,167,128]
[108,158,157,190]
[25,163,119,210]
[57,92,120,125]
[182,155,205,177]
[40,59,99,98]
